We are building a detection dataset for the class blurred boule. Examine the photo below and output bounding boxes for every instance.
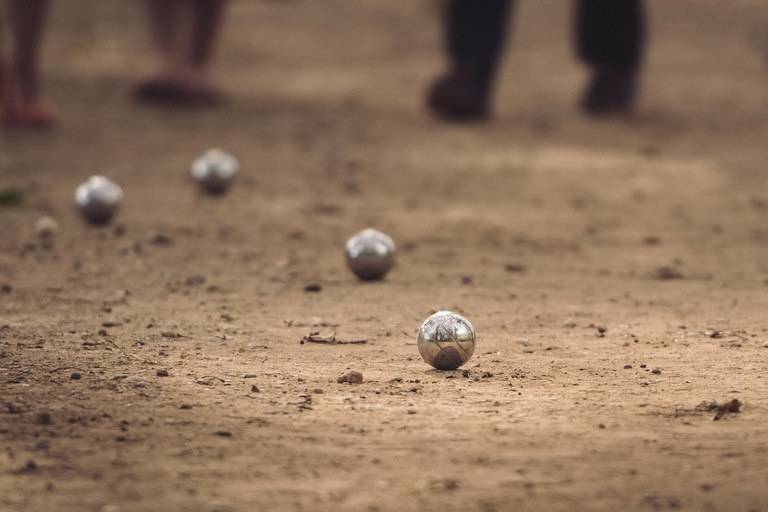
[75,176,123,225]
[190,149,239,195]
[345,228,395,281]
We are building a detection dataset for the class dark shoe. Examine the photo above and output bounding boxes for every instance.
[581,66,638,116]
[427,63,494,122]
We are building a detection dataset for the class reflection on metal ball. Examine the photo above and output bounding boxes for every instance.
[345,228,395,281]
[417,311,476,370]
[190,149,239,195]
[75,176,123,225]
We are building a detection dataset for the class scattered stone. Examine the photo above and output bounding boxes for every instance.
[12,460,38,474]
[313,388,324,394]
[429,478,459,492]
[101,321,121,328]
[70,372,82,380]
[156,369,169,377]
[642,236,661,246]
[304,283,322,293]
[407,409,417,415]
[213,430,232,437]
[186,275,207,286]
[337,371,363,384]
[623,365,632,369]
[651,368,662,375]
[161,331,180,338]
[596,325,607,337]
[697,399,742,421]
[0,284,11,293]
[250,384,260,393]
[34,411,53,425]
[179,404,193,410]
[148,232,173,246]
[655,266,684,280]
[35,216,58,243]
[122,376,147,388]
[504,263,526,273]
[98,329,108,336]
[460,275,473,285]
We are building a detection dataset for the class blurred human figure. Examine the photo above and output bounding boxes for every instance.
[428,0,646,121]
[0,0,55,128]
[134,0,229,106]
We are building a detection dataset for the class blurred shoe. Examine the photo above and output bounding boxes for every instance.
[427,63,493,122]
[581,66,638,116]
[133,78,225,108]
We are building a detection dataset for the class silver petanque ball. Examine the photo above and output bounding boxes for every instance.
[345,228,395,281]
[417,311,476,370]
[75,176,123,225]
[190,148,239,195]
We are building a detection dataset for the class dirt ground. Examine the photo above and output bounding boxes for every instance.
[2,1,768,511]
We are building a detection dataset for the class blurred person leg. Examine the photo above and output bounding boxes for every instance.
[576,0,645,116]
[4,0,55,127]
[136,0,228,106]
[135,0,183,101]
[427,0,512,121]
[182,0,228,105]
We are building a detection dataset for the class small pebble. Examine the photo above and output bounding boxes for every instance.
[70,372,82,380]
[156,369,169,377]
[35,216,59,241]
[304,283,322,293]
[250,384,260,393]
[623,365,632,369]
[337,371,363,384]
[34,411,53,425]
[651,368,662,375]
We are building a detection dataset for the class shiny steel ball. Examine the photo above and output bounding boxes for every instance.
[345,228,395,281]
[75,176,123,225]
[417,311,476,370]
[190,149,239,195]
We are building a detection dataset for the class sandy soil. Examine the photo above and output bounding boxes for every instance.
[2,1,768,511]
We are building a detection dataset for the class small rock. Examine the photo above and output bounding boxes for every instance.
[179,404,193,410]
[70,372,82,380]
[504,263,526,273]
[623,365,632,369]
[122,376,147,388]
[186,275,207,286]
[213,430,232,437]
[34,411,53,425]
[156,369,169,377]
[250,384,260,393]
[655,266,684,280]
[460,275,473,285]
[304,283,322,293]
[337,371,363,384]
[0,284,11,293]
[35,216,58,241]
[161,331,179,338]
[651,368,662,375]
[313,388,324,394]
[148,232,173,246]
